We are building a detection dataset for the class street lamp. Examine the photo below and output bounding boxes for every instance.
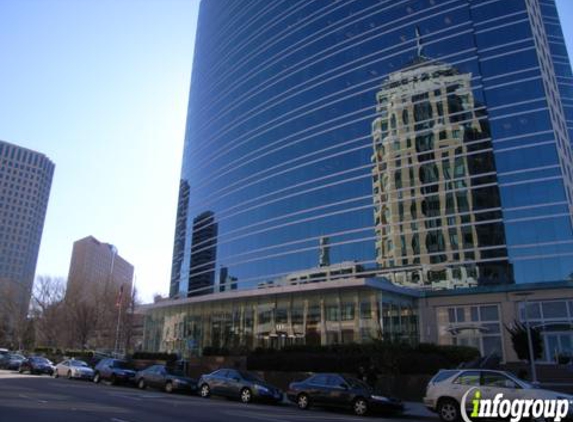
[515,292,538,384]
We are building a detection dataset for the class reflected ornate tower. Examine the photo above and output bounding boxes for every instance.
[372,39,511,289]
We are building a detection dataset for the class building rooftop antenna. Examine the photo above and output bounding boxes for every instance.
[415,26,424,57]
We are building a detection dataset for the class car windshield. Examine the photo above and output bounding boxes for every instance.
[11,354,24,360]
[343,376,370,390]
[32,357,50,364]
[509,372,535,389]
[112,361,132,369]
[238,371,263,382]
[70,360,88,367]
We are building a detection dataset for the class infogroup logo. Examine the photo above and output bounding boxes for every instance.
[461,387,570,422]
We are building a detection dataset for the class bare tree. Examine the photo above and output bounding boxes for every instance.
[0,280,32,350]
[62,283,100,350]
[122,286,143,353]
[69,299,98,349]
[31,276,66,348]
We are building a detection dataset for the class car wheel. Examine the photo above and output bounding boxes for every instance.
[93,372,101,383]
[240,388,252,404]
[137,378,146,390]
[438,398,460,422]
[110,374,118,385]
[353,397,369,416]
[200,384,210,398]
[297,393,310,410]
[53,370,59,379]
[18,367,23,374]
[67,371,73,380]
[165,382,174,394]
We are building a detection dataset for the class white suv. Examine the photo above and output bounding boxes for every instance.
[424,369,573,422]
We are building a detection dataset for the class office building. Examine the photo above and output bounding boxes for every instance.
[0,140,54,316]
[142,278,573,363]
[170,0,573,297]
[149,0,573,359]
[66,235,134,304]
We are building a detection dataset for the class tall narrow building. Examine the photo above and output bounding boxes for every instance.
[170,180,190,297]
[188,211,218,296]
[0,140,54,316]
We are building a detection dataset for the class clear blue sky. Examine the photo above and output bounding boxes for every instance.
[0,0,571,302]
[0,0,200,302]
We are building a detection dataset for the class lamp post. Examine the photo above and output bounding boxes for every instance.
[515,292,537,384]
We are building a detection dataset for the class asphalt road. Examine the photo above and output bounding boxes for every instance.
[0,370,437,422]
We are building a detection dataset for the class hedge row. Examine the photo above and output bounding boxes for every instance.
[130,352,178,361]
[246,342,480,375]
[33,347,94,360]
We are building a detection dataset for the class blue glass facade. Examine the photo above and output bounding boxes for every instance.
[171,0,573,297]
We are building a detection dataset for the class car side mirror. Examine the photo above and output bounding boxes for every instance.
[340,383,349,390]
[233,377,240,382]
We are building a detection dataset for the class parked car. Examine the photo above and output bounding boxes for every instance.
[424,369,573,422]
[53,359,94,380]
[198,368,283,404]
[18,357,54,375]
[0,353,25,370]
[0,352,12,368]
[135,364,197,394]
[93,358,136,385]
[287,373,403,416]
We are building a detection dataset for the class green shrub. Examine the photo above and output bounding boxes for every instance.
[33,346,54,355]
[202,347,230,356]
[246,342,479,374]
[131,351,178,361]
[64,350,94,360]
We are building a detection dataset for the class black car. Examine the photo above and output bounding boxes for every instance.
[0,352,12,369]
[19,357,54,375]
[198,368,283,404]
[0,353,25,370]
[287,373,403,416]
[93,358,136,385]
[135,364,197,394]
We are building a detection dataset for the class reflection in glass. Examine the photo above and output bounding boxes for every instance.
[188,211,218,296]
[371,42,512,289]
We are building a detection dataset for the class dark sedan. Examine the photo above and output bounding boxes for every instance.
[287,373,403,416]
[136,365,197,394]
[93,358,136,385]
[1,353,25,370]
[18,357,54,376]
[198,368,283,404]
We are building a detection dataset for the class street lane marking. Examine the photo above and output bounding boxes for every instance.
[111,418,132,422]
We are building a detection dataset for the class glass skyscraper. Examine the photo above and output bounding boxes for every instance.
[171,0,573,298]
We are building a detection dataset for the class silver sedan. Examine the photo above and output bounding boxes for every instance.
[53,359,94,380]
